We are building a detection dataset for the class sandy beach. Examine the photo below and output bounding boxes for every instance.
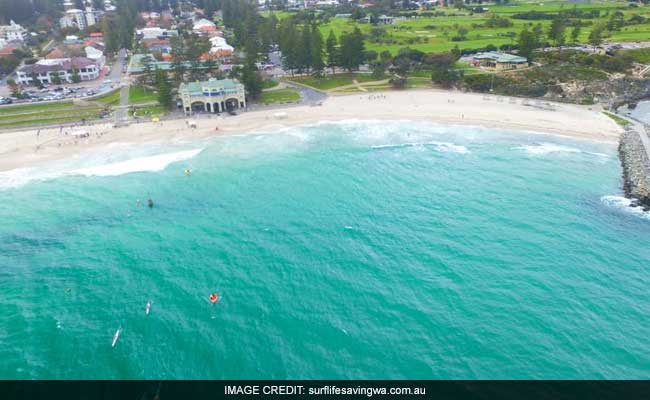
[0,90,623,172]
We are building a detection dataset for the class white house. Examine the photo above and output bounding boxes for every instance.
[85,7,97,27]
[0,20,27,42]
[59,7,101,29]
[17,58,100,85]
[209,36,234,57]
[85,46,105,68]
[137,27,178,40]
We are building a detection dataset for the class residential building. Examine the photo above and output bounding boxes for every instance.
[0,20,27,42]
[85,46,105,68]
[59,7,102,29]
[17,58,100,85]
[137,27,178,40]
[0,43,22,57]
[142,38,173,55]
[85,7,97,26]
[66,9,87,30]
[178,78,246,114]
[471,52,528,71]
[193,19,217,36]
[208,36,234,58]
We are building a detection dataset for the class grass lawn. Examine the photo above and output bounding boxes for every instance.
[288,73,378,90]
[278,1,650,55]
[129,86,158,104]
[603,112,631,127]
[0,106,103,129]
[0,101,78,115]
[262,79,280,89]
[625,48,650,64]
[406,77,433,89]
[131,105,167,117]
[260,88,301,104]
[94,90,121,106]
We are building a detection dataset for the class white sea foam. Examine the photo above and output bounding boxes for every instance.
[372,141,469,154]
[601,195,650,220]
[0,148,203,190]
[71,149,203,177]
[517,143,582,155]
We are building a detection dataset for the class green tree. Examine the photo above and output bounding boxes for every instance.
[339,28,365,71]
[532,23,544,47]
[570,25,581,44]
[371,61,385,80]
[457,26,468,40]
[7,78,21,97]
[241,62,263,100]
[547,17,566,49]
[30,72,43,88]
[298,25,312,73]
[518,26,537,61]
[326,29,338,73]
[155,68,172,108]
[310,25,325,77]
[51,74,62,85]
[588,23,605,49]
[142,55,154,85]
[70,68,81,83]
[170,35,186,82]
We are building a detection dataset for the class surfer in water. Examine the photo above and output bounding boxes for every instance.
[112,328,121,347]
[148,198,154,208]
[209,293,219,304]
[184,168,192,176]
[145,301,152,315]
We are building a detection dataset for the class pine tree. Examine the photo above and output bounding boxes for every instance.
[339,28,365,72]
[588,23,605,49]
[241,63,263,100]
[299,25,312,73]
[570,25,581,44]
[326,30,338,74]
[517,27,536,62]
[155,69,173,108]
[310,25,325,77]
[170,36,186,83]
[547,17,566,49]
[71,68,81,83]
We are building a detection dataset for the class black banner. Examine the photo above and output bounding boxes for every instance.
[2,381,650,400]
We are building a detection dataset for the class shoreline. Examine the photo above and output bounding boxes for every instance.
[0,90,623,172]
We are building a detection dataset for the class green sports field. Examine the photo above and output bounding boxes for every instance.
[267,1,650,55]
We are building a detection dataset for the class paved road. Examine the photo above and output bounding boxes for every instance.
[283,81,327,105]
[113,49,131,124]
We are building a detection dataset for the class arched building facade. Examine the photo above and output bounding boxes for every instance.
[179,78,246,115]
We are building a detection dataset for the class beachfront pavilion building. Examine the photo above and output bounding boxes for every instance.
[471,52,528,71]
[179,79,246,114]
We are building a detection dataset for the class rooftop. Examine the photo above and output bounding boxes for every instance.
[473,51,527,63]
[19,57,97,74]
[179,79,242,95]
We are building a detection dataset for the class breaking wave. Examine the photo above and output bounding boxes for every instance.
[601,195,650,220]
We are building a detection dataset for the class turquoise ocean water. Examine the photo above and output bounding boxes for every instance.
[0,120,649,379]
